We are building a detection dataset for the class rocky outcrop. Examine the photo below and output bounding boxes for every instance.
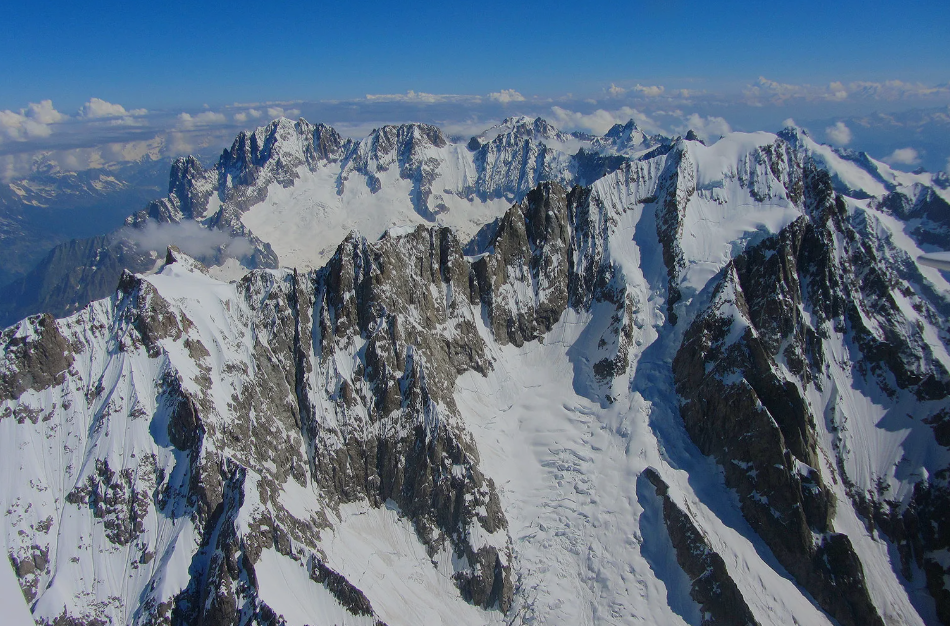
[307,223,512,610]
[0,311,75,400]
[672,255,878,626]
[672,162,950,625]
[472,183,571,346]
[655,143,694,325]
[642,468,759,626]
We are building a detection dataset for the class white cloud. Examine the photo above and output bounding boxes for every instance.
[634,84,665,97]
[177,111,227,129]
[266,107,301,119]
[107,116,148,127]
[828,82,849,101]
[437,118,501,138]
[365,90,478,104]
[25,100,68,124]
[550,106,734,141]
[550,106,665,136]
[0,100,67,141]
[882,147,920,166]
[842,79,950,100]
[79,97,147,118]
[121,220,254,260]
[234,108,262,123]
[0,113,49,140]
[825,121,852,146]
[676,113,731,141]
[488,89,525,104]
[0,135,166,181]
[782,118,797,128]
[607,83,626,97]
[745,76,807,103]
[746,76,950,105]
[945,156,950,176]
[670,89,699,98]
[551,106,629,135]
[168,131,196,155]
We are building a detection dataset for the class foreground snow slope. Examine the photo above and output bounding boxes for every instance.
[2,124,950,625]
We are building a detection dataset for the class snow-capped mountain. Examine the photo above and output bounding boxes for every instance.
[0,156,170,288]
[0,116,661,328]
[145,114,661,271]
[2,118,950,625]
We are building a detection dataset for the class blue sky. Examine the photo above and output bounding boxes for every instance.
[1,0,949,178]
[4,0,949,110]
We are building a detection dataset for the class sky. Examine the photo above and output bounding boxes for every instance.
[2,0,949,178]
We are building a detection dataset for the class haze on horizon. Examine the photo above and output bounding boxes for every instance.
[2,0,949,178]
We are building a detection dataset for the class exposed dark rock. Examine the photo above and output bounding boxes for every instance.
[643,468,759,626]
[0,312,74,400]
[65,458,150,546]
[308,223,513,610]
[670,164,916,625]
[171,460,267,626]
[472,182,571,346]
[655,145,694,325]
[572,149,628,186]
[309,555,375,616]
[684,129,705,144]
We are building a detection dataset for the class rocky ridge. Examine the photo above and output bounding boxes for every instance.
[0,116,663,328]
[1,121,950,625]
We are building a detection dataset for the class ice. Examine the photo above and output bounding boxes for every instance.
[2,120,947,625]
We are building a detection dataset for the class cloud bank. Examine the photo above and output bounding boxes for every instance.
[0,100,67,141]
[825,121,853,146]
[1,76,948,182]
[882,147,920,166]
[746,76,950,105]
[121,220,254,260]
[488,89,526,104]
[550,105,730,141]
[79,98,147,119]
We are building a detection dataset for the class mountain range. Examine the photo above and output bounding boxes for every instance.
[2,115,950,625]
[0,155,172,288]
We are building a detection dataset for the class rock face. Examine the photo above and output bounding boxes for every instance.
[306,225,513,610]
[0,176,648,624]
[642,468,759,626]
[654,143,695,326]
[3,121,950,626]
[673,162,950,626]
[0,116,664,328]
[0,235,156,327]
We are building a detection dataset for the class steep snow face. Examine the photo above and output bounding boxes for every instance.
[452,180,836,625]
[186,115,668,273]
[3,121,950,626]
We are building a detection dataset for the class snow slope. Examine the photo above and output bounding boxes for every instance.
[2,120,950,626]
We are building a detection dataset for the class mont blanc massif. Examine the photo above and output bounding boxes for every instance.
[3,115,950,626]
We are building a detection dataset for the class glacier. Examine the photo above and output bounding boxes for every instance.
[2,117,950,625]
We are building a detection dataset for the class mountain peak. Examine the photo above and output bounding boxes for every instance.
[366,122,447,149]
[3,113,950,626]
[604,119,640,139]
[162,244,208,274]
[475,116,566,146]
